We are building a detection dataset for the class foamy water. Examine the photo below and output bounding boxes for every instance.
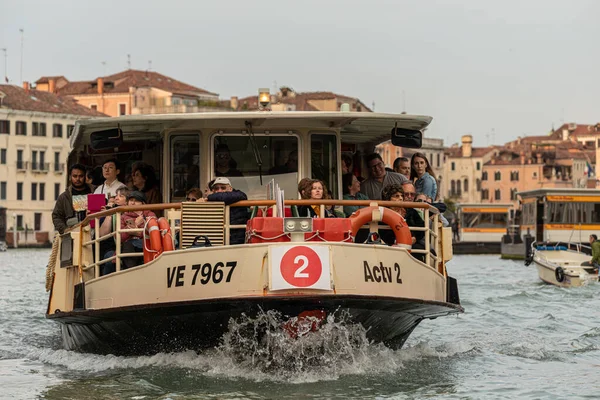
[1,250,599,399]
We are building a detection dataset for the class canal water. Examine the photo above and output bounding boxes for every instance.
[1,249,598,399]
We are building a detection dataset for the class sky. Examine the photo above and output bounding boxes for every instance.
[1,0,599,147]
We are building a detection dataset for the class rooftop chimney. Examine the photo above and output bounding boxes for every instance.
[22,81,29,91]
[230,96,238,110]
[97,78,104,95]
[49,78,56,94]
[520,151,525,165]
[461,135,473,158]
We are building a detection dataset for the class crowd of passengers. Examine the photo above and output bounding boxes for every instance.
[51,150,448,275]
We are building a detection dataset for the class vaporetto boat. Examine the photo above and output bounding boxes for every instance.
[45,109,463,355]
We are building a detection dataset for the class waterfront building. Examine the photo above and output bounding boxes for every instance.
[0,83,104,246]
[35,69,221,117]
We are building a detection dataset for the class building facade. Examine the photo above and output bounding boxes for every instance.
[35,70,221,117]
[0,83,104,246]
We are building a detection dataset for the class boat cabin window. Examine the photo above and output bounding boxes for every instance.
[310,133,339,199]
[171,134,200,199]
[462,211,507,228]
[213,133,299,199]
[545,201,600,224]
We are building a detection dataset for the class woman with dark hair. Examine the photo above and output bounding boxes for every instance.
[410,152,437,201]
[342,173,368,217]
[131,162,162,204]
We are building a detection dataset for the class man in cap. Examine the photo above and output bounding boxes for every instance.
[197,177,248,244]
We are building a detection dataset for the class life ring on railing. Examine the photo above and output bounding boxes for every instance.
[555,266,565,283]
[144,217,163,264]
[349,206,412,249]
[157,217,174,252]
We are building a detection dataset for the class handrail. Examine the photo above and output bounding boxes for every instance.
[72,199,445,280]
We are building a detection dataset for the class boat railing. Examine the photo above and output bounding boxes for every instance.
[69,200,444,281]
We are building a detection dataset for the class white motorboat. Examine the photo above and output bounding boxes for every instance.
[527,242,599,287]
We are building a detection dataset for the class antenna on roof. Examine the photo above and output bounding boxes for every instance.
[1,48,7,83]
[148,60,152,71]
[19,28,24,84]
[372,101,375,112]
[127,54,131,69]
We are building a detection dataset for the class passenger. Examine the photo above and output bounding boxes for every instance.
[131,161,162,204]
[297,179,342,218]
[52,163,93,234]
[269,150,298,175]
[360,153,408,200]
[451,218,460,242]
[410,152,438,201]
[582,234,600,269]
[341,153,353,174]
[380,184,410,246]
[196,177,248,244]
[342,173,369,217]
[185,188,203,202]
[120,191,157,270]
[401,181,417,202]
[215,144,243,177]
[85,167,97,191]
[393,157,411,180]
[298,178,313,198]
[94,159,125,199]
[98,186,130,276]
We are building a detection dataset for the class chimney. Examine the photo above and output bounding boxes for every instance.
[49,78,56,94]
[97,78,104,95]
[562,129,568,141]
[536,153,542,164]
[461,135,473,158]
[520,151,525,165]
[230,96,238,110]
[22,81,29,91]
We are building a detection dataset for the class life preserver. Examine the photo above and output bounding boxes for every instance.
[157,217,174,252]
[555,266,565,283]
[143,217,163,263]
[349,206,412,249]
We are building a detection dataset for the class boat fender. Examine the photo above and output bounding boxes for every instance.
[349,206,412,249]
[157,217,174,252]
[555,266,565,283]
[143,217,163,264]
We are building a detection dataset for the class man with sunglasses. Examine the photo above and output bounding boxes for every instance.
[196,177,248,244]
[360,153,408,200]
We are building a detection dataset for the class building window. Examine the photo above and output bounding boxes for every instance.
[16,215,23,229]
[39,182,45,201]
[476,161,481,171]
[476,178,481,191]
[450,180,456,196]
[482,189,489,200]
[532,171,537,179]
[510,171,519,181]
[67,125,74,138]
[17,149,24,169]
[31,182,38,200]
[482,171,488,181]
[39,122,46,137]
[90,104,98,111]
[119,103,127,116]
[0,181,5,200]
[17,182,23,200]
[16,121,27,135]
[0,148,5,164]
[32,122,39,136]
[54,183,60,200]
[31,150,38,170]
[52,124,63,138]
[0,120,10,134]
[437,153,440,167]
[495,189,501,200]
[451,162,455,171]
[34,213,42,231]
[464,178,468,193]
[510,188,518,200]
[494,171,501,181]
[457,180,462,196]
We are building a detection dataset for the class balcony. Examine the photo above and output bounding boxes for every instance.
[31,162,50,173]
[53,163,65,173]
[16,161,28,171]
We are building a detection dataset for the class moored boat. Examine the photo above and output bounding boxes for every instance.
[46,108,463,355]
[528,242,599,287]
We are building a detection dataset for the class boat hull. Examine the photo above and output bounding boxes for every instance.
[49,295,460,355]
[533,249,599,287]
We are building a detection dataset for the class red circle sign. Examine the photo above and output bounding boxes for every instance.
[280,246,322,287]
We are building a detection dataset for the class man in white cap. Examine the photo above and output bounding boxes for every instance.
[197,177,248,244]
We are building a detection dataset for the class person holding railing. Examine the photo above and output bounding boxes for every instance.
[98,186,130,276]
[297,179,343,218]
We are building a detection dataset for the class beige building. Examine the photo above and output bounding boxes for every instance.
[0,83,104,246]
[35,69,221,117]
[443,135,497,203]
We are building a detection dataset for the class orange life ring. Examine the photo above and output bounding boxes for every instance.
[349,206,412,248]
[143,217,163,263]
[157,217,174,252]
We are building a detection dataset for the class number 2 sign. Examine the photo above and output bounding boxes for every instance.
[270,245,331,291]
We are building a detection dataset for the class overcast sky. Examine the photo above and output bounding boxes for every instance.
[2,0,598,146]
